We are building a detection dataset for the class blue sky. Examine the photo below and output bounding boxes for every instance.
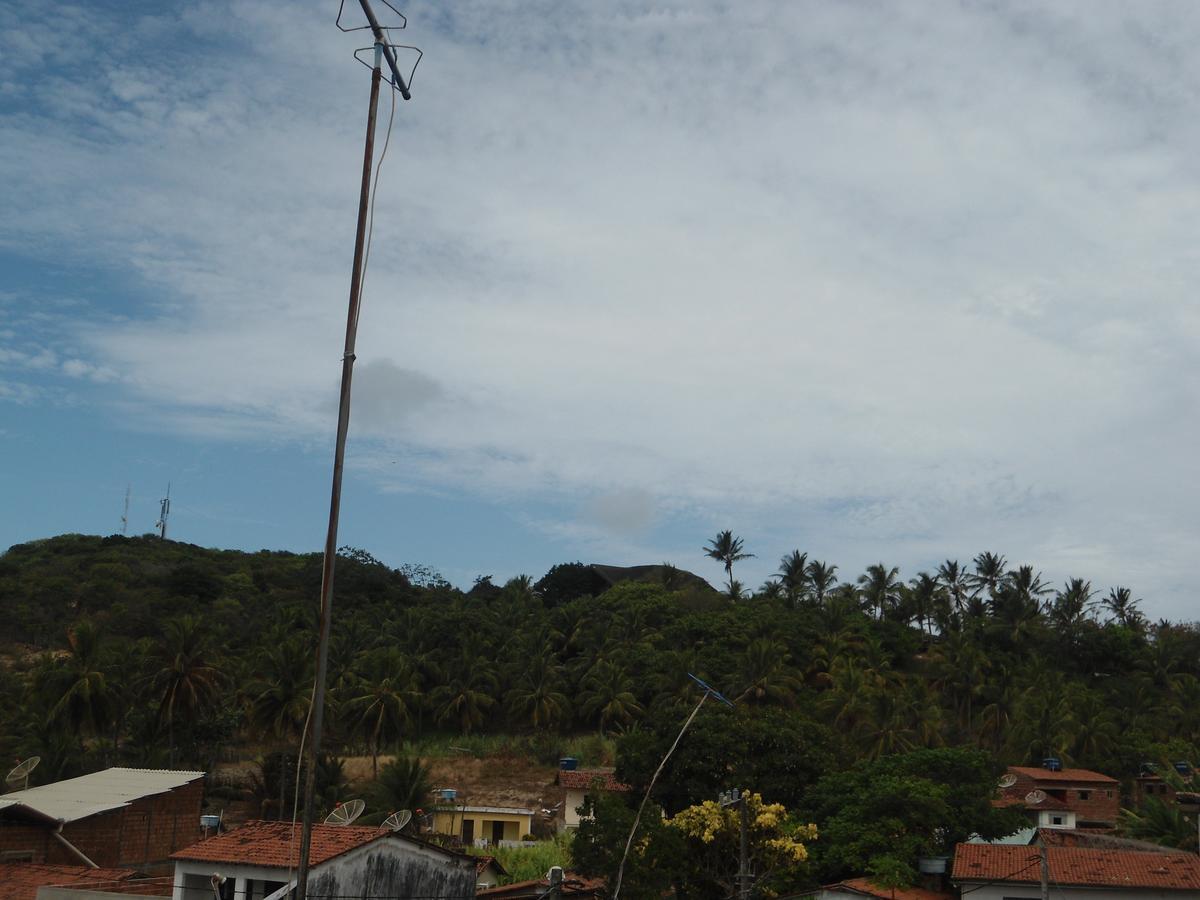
[2,1,1199,618]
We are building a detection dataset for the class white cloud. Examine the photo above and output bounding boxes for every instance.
[3,1,1200,616]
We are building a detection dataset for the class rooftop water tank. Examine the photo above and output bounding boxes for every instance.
[918,857,949,874]
[1174,761,1193,776]
[200,814,221,829]
[1042,757,1062,771]
[559,757,578,771]
[439,788,457,801]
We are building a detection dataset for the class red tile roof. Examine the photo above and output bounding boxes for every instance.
[830,877,953,900]
[556,769,630,792]
[171,820,389,868]
[952,843,1200,890]
[1008,766,1118,784]
[0,863,138,900]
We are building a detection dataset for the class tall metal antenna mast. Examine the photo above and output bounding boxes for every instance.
[294,4,417,898]
[121,485,130,536]
[155,483,171,539]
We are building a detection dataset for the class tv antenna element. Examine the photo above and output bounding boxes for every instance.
[324,799,365,825]
[5,756,40,791]
[121,485,131,535]
[1025,789,1047,805]
[998,773,1018,789]
[381,809,412,832]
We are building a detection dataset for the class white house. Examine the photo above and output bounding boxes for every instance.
[951,842,1200,900]
[555,770,630,831]
[169,820,476,900]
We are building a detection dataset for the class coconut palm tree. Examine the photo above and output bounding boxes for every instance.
[150,615,225,766]
[505,654,570,731]
[47,620,111,749]
[968,552,1008,602]
[936,560,971,614]
[776,551,809,608]
[1102,587,1145,631]
[346,648,422,777]
[578,661,643,734]
[857,564,901,620]
[806,560,839,605]
[734,638,801,705]
[703,530,754,596]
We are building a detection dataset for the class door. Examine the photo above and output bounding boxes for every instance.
[491,820,505,844]
[461,818,474,844]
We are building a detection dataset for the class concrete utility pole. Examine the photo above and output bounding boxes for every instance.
[1038,835,1050,900]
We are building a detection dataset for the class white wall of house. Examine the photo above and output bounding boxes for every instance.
[1036,809,1076,828]
[563,789,587,830]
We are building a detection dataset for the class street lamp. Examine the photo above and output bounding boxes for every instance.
[719,789,752,900]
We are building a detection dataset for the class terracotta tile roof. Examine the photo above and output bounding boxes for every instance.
[830,877,953,900]
[1008,766,1118,784]
[556,769,630,792]
[476,854,508,876]
[0,863,138,900]
[952,843,1200,890]
[171,820,390,868]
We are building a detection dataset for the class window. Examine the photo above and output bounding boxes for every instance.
[1051,816,1064,826]
[1078,790,1091,800]
[1106,789,1113,797]
[0,851,34,862]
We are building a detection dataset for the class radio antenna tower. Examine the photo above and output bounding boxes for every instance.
[120,485,131,535]
[155,483,171,539]
[294,4,419,898]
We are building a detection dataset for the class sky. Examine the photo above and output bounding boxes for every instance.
[2,1,1198,620]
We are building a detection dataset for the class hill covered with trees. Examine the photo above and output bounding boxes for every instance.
[1,532,1197,886]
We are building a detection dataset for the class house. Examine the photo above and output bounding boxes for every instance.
[430,805,534,847]
[813,878,952,900]
[476,873,605,898]
[555,769,630,831]
[0,862,145,900]
[474,856,508,889]
[0,768,205,870]
[994,785,1078,830]
[170,819,477,900]
[1003,761,1120,829]
[951,842,1200,900]
[1134,762,1195,807]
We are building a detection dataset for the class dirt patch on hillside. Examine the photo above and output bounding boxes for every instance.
[343,753,564,811]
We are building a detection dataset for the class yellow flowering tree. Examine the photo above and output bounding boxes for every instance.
[667,792,817,896]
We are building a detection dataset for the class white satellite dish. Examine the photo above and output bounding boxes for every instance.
[325,799,366,825]
[5,757,40,791]
[1025,789,1047,805]
[998,773,1018,789]
[381,810,412,832]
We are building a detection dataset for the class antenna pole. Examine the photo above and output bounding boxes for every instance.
[121,485,130,536]
[156,483,171,539]
[294,41,384,900]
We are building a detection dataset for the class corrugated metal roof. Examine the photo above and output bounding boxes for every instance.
[0,767,203,823]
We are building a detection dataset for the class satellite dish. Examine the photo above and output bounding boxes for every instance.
[5,757,40,791]
[381,810,412,832]
[1025,789,1047,805]
[998,774,1018,789]
[325,799,365,825]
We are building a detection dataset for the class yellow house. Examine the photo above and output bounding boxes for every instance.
[431,805,535,847]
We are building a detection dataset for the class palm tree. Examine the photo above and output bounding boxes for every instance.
[968,552,1007,601]
[936,560,971,614]
[47,621,111,748]
[906,572,942,637]
[1050,578,1095,648]
[431,662,497,735]
[776,551,809,608]
[346,648,422,777]
[734,638,801,705]
[368,756,433,827]
[150,615,225,766]
[703,530,754,595]
[505,655,570,731]
[806,560,839,605]
[1102,587,1145,630]
[578,661,643,734]
[857,564,901,620]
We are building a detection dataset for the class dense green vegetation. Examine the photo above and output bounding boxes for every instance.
[1,532,1198,888]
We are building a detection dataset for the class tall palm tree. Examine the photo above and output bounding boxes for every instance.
[1050,578,1095,648]
[48,621,111,749]
[857,564,901,620]
[806,560,839,605]
[578,661,643,734]
[505,654,570,731]
[150,615,225,766]
[431,660,497,735]
[936,560,971,614]
[906,572,943,637]
[968,552,1008,601]
[734,638,801,705]
[703,530,754,596]
[346,648,422,778]
[776,551,809,608]
[1102,587,1145,630]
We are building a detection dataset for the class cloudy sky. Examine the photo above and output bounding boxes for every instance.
[2,1,1198,619]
